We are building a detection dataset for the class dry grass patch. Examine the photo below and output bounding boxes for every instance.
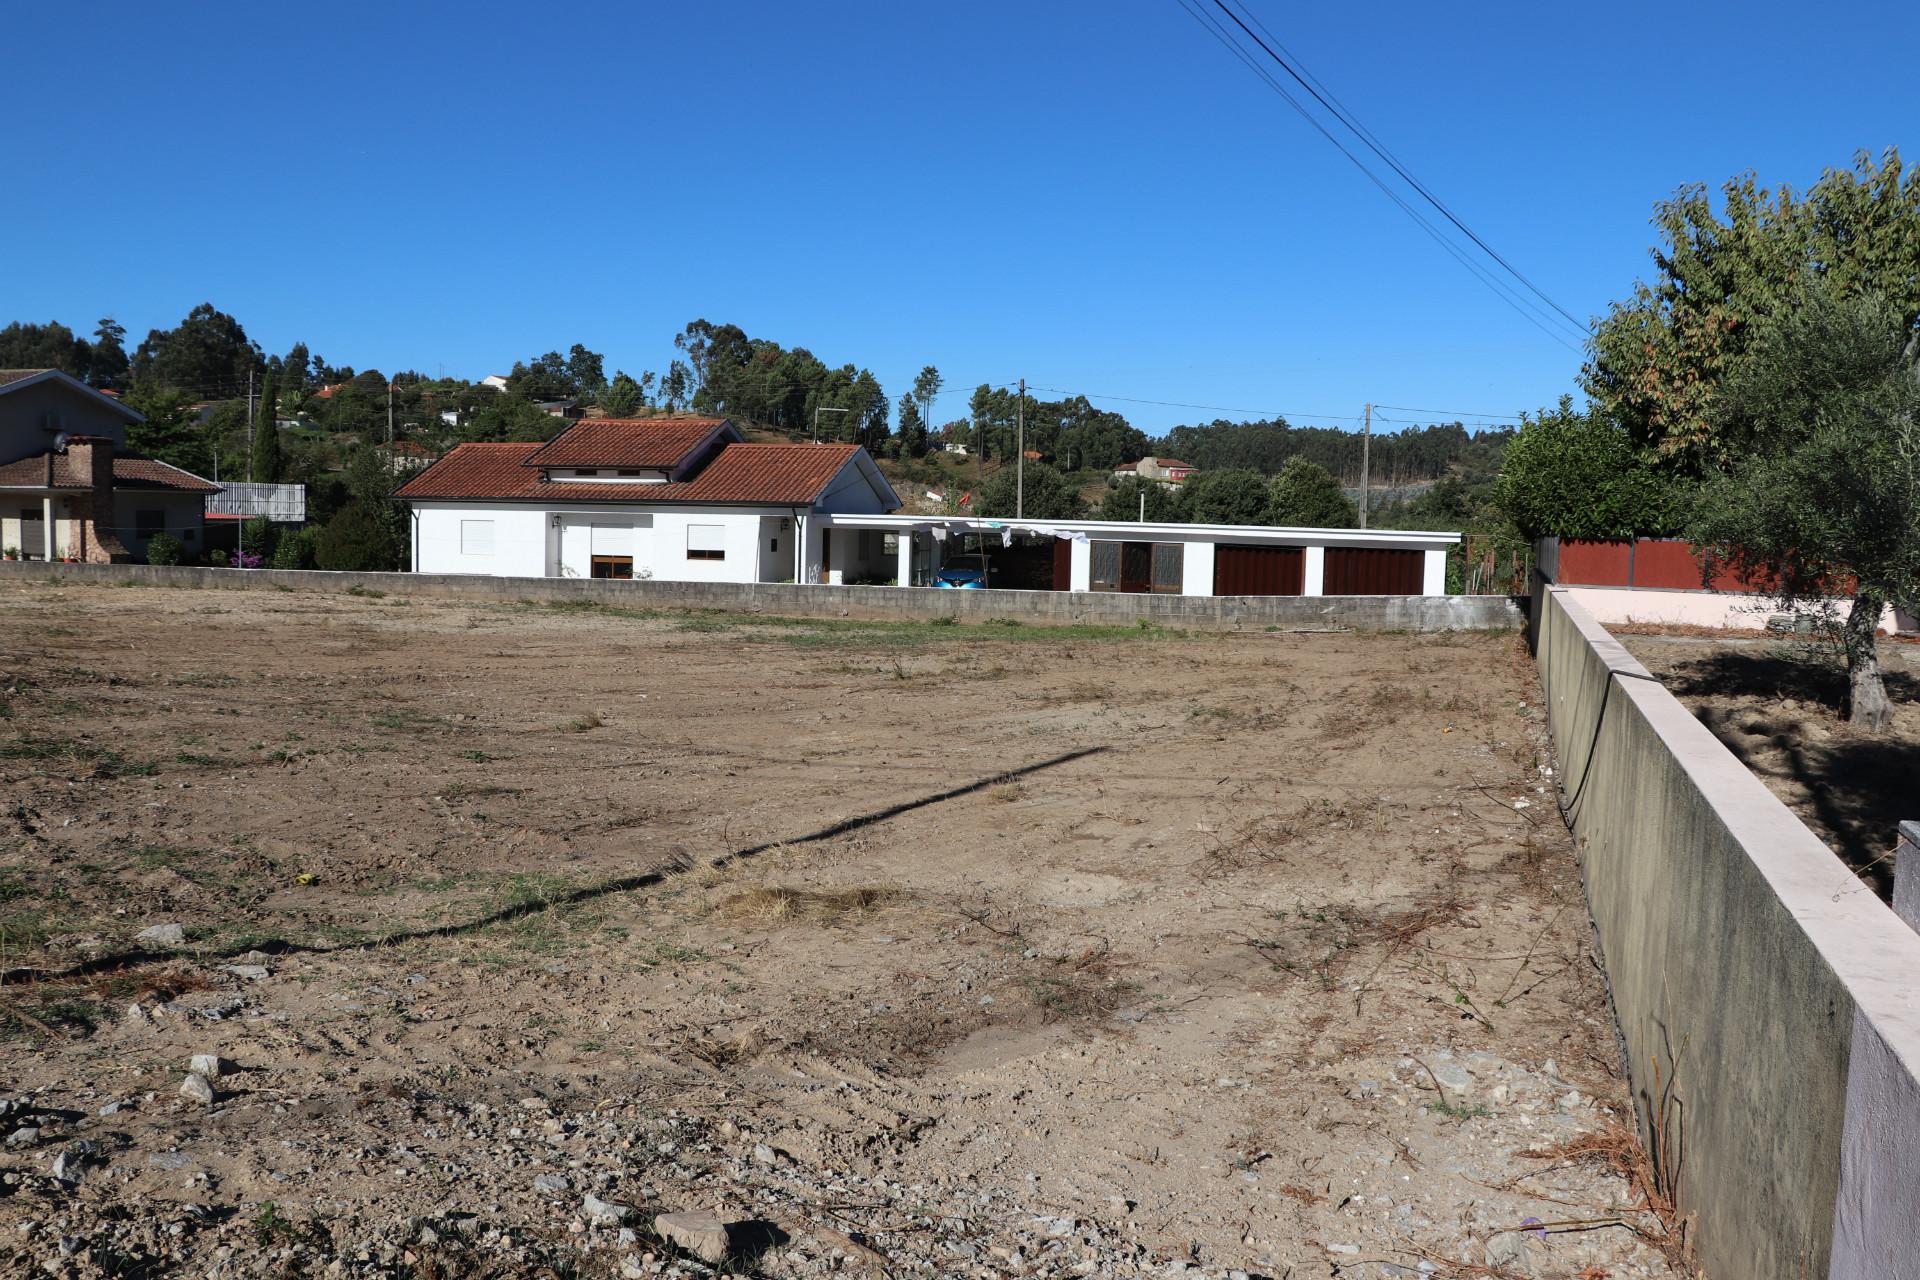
[717,884,901,926]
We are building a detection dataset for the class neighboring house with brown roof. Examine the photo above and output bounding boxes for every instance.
[0,370,219,563]
[1119,457,1196,485]
[395,417,901,584]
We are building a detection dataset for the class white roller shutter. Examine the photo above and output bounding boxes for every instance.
[591,523,633,556]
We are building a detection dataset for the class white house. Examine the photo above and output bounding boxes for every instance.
[396,417,902,583]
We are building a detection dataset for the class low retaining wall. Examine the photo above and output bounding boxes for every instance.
[0,562,1523,632]
[1535,586,1920,1278]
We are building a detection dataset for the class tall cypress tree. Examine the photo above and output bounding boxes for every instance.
[251,372,281,483]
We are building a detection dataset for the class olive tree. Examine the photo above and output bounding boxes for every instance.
[1691,282,1920,728]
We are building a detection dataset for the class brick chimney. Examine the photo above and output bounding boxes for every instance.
[61,436,131,563]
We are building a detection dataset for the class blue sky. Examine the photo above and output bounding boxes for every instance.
[6,1,1915,436]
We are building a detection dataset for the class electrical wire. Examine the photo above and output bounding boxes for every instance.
[1211,0,1587,337]
[1170,0,1584,353]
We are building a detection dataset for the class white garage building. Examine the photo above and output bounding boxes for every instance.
[397,417,1461,595]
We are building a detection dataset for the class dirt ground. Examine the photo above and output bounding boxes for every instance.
[1619,629,1920,899]
[0,581,1685,1279]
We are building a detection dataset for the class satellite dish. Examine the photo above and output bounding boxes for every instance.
[52,431,71,451]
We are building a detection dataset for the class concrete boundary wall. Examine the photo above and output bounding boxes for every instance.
[0,562,1522,632]
[1533,585,1920,1278]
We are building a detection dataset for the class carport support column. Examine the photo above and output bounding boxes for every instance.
[1182,540,1214,596]
[1423,547,1447,596]
[798,516,822,585]
[895,530,914,587]
[42,496,54,562]
[1303,545,1325,596]
[1069,537,1091,592]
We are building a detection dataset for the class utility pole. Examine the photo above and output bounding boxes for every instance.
[1015,378,1025,519]
[387,381,395,445]
[1358,402,1371,529]
[246,369,255,484]
[812,405,848,444]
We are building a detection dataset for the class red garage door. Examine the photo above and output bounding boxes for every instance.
[1213,545,1305,595]
[1323,547,1424,595]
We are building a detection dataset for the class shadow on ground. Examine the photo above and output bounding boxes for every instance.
[1661,647,1917,899]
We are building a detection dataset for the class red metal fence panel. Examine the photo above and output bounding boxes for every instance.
[1556,539,1633,586]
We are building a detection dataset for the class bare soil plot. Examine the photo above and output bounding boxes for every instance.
[1618,630,1920,898]
[0,582,1685,1278]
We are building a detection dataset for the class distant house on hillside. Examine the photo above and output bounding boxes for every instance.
[1116,457,1196,486]
[377,441,439,475]
[479,374,511,393]
[0,369,218,562]
[396,416,901,584]
[536,398,583,420]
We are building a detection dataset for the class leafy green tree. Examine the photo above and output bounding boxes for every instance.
[251,373,281,483]
[130,303,262,396]
[143,532,185,565]
[973,462,1084,519]
[315,502,402,571]
[661,361,691,412]
[315,446,408,571]
[1494,398,1681,539]
[1181,468,1270,525]
[0,321,92,378]
[1689,282,1920,728]
[1265,457,1355,527]
[122,385,212,475]
[268,526,322,570]
[1587,149,1920,469]
[506,352,578,402]
[912,366,943,445]
[462,392,553,442]
[90,318,128,386]
[1099,476,1190,522]
[281,342,311,390]
[600,371,645,417]
[567,344,607,399]
[896,393,928,457]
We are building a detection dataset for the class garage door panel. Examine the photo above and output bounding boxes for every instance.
[1213,545,1304,595]
[1323,547,1422,594]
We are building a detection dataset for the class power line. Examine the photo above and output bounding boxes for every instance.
[1170,0,1584,352]
[1208,0,1588,338]
[1372,403,1529,421]
[1026,384,1366,421]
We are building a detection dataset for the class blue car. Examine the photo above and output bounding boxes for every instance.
[932,567,987,589]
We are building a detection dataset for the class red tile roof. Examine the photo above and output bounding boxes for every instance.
[113,456,221,493]
[523,417,731,469]
[396,441,864,506]
[0,449,219,493]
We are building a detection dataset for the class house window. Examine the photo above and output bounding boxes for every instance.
[460,519,495,555]
[136,510,165,539]
[617,469,640,477]
[769,538,779,553]
[687,524,725,561]
[591,556,633,579]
